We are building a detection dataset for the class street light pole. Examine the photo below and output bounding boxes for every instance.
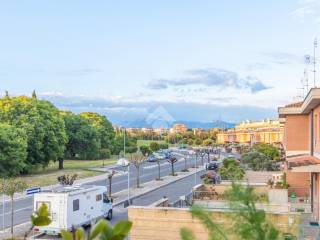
[123,128,130,206]
[2,193,4,232]
[194,152,197,186]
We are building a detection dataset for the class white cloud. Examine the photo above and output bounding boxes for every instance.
[291,0,320,22]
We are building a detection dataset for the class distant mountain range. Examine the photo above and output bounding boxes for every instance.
[114,119,235,129]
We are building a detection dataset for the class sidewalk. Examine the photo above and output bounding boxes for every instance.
[0,166,204,239]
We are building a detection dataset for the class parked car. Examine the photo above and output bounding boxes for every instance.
[206,162,219,171]
[147,154,157,162]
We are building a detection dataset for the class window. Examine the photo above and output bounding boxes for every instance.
[103,192,110,203]
[96,194,102,201]
[73,199,79,211]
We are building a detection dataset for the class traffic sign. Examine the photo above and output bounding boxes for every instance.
[26,187,41,195]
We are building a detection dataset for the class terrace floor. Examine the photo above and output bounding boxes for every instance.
[300,213,320,240]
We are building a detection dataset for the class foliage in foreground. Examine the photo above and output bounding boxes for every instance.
[24,203,52,239]
[61,219,132,240]
[180,183,282,240]
[29,203,132,240]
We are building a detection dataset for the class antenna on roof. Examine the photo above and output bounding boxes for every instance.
[313,38,318,87]
[304,68,309,93]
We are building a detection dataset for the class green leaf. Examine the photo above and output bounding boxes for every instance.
[112,220,132,237]
[89,219,109,240]
[75,228,85,240]
[180,228,195,240]
[61,230,73,240]
[31,203,52,226]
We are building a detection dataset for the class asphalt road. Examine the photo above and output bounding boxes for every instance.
[109,171,204,225]
[0,150,211,229]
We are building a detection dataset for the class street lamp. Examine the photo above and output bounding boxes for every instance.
[116,127,131,207]
[193,151,197,186]
[117,158,130,206]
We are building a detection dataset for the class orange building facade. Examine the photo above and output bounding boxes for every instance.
[279,88,320,223]
[216,120,283,145]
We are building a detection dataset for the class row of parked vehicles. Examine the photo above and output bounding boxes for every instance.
[147,149,172,162]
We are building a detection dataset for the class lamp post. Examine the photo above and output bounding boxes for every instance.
[194,151,197,186]
[2,193,4,232]
[123,128,130,206]
[117,128,130,207]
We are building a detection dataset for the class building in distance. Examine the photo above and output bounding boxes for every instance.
[216,119,283,145]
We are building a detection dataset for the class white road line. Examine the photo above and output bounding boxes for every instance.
[0,206,33,216]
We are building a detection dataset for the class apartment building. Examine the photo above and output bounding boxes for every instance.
[279,88,320,223]
[169,123,188,134]
[216,119,283,145]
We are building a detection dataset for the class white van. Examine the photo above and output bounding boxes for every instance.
[33,185,113,235]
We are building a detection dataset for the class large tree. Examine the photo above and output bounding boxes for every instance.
[252,143,280,161]
[0,123,28,177]
[0,95,67,170]
[80,112,115,150]
[64,114,100,160]
[149,142,160,152]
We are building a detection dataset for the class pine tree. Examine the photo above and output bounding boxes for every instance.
[32,90,37,99]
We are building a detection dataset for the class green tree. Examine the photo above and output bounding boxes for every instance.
[113,133,137,156]
[159,143,169,149]
[64,114,100,160]
[139,145,151,156]
[0,178,28,238]
[150,142,160,152]
[0,96,67,170]
[187,138,194,146]
[180,183,280,240]
[252,143,280,161]
[203,138,213,146]
[80,112,115,155]
[195,138,202,146]
[0,123,28,177]
[31,90,37,99]
[219,158,245,181]
[241,151,276,171]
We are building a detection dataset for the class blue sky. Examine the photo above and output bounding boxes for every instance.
[1,0,320,124]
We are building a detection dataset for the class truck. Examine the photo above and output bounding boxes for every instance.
[33,185,113,235]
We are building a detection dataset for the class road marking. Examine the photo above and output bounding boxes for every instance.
[0,206,33,216]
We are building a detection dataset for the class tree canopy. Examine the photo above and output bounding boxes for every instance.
[252,143,280,161]
[219,157,245,181]
[80,112,115,150]
[0,123,27,177]
[64,114,100,160]
[0,96,67,172]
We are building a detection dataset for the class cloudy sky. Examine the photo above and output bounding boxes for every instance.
[1,0,320,124]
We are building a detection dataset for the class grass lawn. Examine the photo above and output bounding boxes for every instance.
[21,159,117,188]
[137,139,167,147]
